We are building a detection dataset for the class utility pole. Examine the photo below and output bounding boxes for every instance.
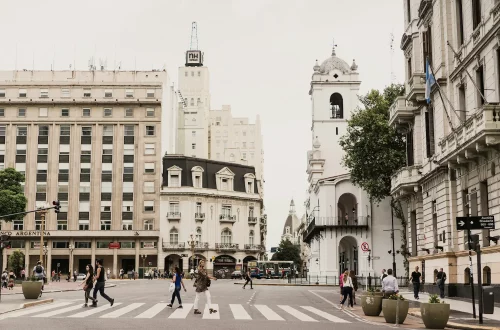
[391,206,397,277]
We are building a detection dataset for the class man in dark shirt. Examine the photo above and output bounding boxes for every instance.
[436,268,447,298]
[92,259,115,307]
[410,266,421,300]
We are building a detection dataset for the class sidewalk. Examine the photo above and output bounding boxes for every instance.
[234,278,336,286]
[0,298,53,315]
[0,280,116,296]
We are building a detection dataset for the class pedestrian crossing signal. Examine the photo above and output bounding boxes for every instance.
[52,200,60,213]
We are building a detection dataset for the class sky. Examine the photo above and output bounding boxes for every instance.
[1,0,405,250]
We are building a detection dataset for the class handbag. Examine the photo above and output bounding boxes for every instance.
[83,285,88,291]
[207,278,211,287]
[169,282,175,293]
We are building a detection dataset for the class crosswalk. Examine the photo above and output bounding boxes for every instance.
[0,300,351,323]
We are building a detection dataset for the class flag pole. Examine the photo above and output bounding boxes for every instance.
[427,57,456,131]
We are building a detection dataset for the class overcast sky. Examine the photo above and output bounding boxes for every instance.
[2,0,405,250]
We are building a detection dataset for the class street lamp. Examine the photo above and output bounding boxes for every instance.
[36,203,49,268]
[68,244,74,278]
[43,244,48,281]
[188,232,198,273]
[141,254,147,279]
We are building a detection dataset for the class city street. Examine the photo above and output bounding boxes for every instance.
[0,279,392,329]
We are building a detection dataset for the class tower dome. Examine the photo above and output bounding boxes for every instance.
[319,44,351,74]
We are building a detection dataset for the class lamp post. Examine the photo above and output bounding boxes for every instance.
[43,244,48,281]
[141,254,147,279]
[37,206,49,267]
[68,244,74,278]
[188,232,198,273]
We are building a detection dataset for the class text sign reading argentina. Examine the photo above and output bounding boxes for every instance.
[0,231,51,237]
[456,216,495,230]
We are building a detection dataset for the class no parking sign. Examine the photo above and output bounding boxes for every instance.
[361,242,370,252]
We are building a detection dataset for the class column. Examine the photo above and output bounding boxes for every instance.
[47,247,52,280]
[91,238,96,266]
[25,242,30,276]
[69,239,74,275]
[112,248,118,279]
[1,248,6,270]
[135,239,140,274]
[157,237,164,271]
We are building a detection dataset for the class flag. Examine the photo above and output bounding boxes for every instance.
[425,58,436,104]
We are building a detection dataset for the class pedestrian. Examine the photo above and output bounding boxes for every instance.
[119,268,124,279]
[193,260,218,315]
[380,269,387,284]
[382,269,399,298]
[339,268,347,303]
[7,269,15,290]
[79,264,97,307]
[190,268,194,280]
[51,270,55,282]
[92,259,115,307]
[21,268,25,281]
[242,270,253,289]
[1,270,7,289]
[436,267,447,299]
[168,266,186,309]
[410,266,421,300]
[32,261,45,297]
[339,270,354,310]
[74,269,78,282]
[349,270,358,305]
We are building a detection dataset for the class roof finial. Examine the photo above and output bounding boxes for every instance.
[332,38,337,56]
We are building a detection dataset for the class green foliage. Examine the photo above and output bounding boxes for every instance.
[271,239,301,266]
[8,250,25,277]
[26,275,40,282]
[339,84,406,203]
[388,293,406,301]
[428,294,441,304]
[0,168,27,221]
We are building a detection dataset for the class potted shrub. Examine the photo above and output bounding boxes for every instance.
[22,276,43,299]
[361,287,383,316]
[420,294,450,329]
[382,294,409,324]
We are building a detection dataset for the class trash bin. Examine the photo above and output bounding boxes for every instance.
[483,286,495,314]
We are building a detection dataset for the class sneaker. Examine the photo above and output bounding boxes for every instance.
[167,304,173,308]
[178,305,183,309]
[194,309,201,315]
[110,299,115,307]
[83,304,87,307]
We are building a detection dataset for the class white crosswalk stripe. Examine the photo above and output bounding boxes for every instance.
[0,302,351,323]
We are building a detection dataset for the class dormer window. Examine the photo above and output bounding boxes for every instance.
[244,173,256,194]
[167,165,182,188]
[216,167,235,191]
[222,178,228,190]
[191,166,204,188]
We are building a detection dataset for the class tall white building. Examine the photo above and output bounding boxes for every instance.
[303,44,405,279]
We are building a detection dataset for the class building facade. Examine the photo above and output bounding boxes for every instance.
[159,154,265,277]
[281,199,301,245]
[303,45,405,279]
[0,70,168,278]
[390,0,500,299]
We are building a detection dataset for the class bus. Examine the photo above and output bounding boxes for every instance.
[248,260,295,279]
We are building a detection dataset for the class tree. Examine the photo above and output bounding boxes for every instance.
[0,168,27,221]
[271,239,301,267]
[339,84,410,276]
[8,250,25,277]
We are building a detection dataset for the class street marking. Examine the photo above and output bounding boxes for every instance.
[101,303,144,318]
[0,302,74,320]
[135,303,168,318]
[230,304,251,320]
[32,304,84,317]
[202,303,220,319]
[278,305,318,322]
[168,303,193,319]
[68,303,122,318]
[254,305,284,321]
[301,306,350,323]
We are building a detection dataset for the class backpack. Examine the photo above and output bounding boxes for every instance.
[35,265,43,273]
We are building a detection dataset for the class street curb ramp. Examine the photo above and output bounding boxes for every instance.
[407,310,500,330]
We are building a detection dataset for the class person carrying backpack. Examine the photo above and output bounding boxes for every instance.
[33,261,45,297]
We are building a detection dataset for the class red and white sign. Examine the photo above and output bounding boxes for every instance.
[108,242,121,249]
[361,242,370,252]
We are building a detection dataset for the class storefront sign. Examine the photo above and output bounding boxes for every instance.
[108,242,121,249]
[214,256,236,264]
[0,231,51,237]
[143,242,155,248]
[235,264,242,271]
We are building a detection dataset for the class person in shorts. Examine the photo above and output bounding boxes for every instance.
[32,261,45,297]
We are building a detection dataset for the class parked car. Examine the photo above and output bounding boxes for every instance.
[77,273,86,280]
[231,271,243,279]
[250,271,261,279]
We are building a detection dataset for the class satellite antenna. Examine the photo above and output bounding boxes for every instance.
[190,22,198,50]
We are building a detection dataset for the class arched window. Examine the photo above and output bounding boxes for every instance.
[464,267,471,285]
[483,266,491,285]
[196,227,202,242]
[249,230,254,245]
[190,98,194,106]
[170,228,179,244]
[221,228,232,244]
[197,98,201,104]
[330,93,344,119]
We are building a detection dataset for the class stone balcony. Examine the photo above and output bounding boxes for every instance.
[407,73,426,103]
[162,242,186,251]
[194,242,210,251]
[389,96,418,127]
[167,212,181,221]
[437,104,500,166]
[195,213,205,221]
[302,216,369,242]
[219,214,237,223]
[215,243,239,252]
[390,164,423,198]
[244,244,264,252]
[248,217,258,224]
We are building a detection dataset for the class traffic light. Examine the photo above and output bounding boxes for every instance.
[0,234,10,250]
[52,200,60,213]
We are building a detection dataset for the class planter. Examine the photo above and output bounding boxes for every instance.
[361,295,383,316]
[22,281,42,299]
[420,303,450,329]
[382,299,409,324]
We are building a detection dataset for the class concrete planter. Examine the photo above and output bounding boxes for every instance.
[22,281,42,299]
[420,303,450,329]
[361,295,383,316]
[382,299,409,324]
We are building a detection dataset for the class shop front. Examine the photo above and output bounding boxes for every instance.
[213,255,236,279]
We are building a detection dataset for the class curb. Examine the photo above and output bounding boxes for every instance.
[1,283,116,296]
[233,282,336,287]
[21,298,54,309]
[408,311,500,330]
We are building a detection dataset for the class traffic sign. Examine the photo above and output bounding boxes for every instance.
[361,242,370,252]
[456,216,495,230]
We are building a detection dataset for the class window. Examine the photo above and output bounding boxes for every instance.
[169,202,179,213]
[145,143,155,155]
[197,98,201,104]
[170,174,179,186]
[100,220,111,231]
[425,106,435,158]
[19,89,27,98]
[330,93,343,118]
[57,220,68,230]
[423,27,433,70]
[0,109,3,117]
[61,108,69,117]
[103,125,113,136]
[456,0,464,46]
[196,202,202,215]
[242,142,246,148]
[249,230,254,245]
[472,0,481,30]
[147,89,155,98]
[37,147,48,163]
[104,89,112,98]
[192,143,196,150]
[103,108,112,117]
[18,108,26,117]
[144,219,154,231]
[146,108,155,117]
[61,88,70,98]
[144,200,154,212]
[406,0,411,23]
[221,228,232,244]
[192,131,196,137]
[407,57,412,78]
[458,84,466,121]
[196,227,202,242]
[60,125,70,136]
[82,126,92,136]
[144,181,154,193]
[82,108,90,117]
[40,89,48,98]
[0,89,4,97]
[146,125,155,136]
[195,175,201,188]
[13,220,23,230]
[170,228,179,244]
[75,242,91,248]
[39,108,48,117]
[190,98,194,106]
[125,108,134,117]
[145,162,155,173]
[243,131,247,137]
[125,125,134,136]
[126,89,134,98]
[476,65,485,107]
[83,88,91,98]
[198,71,201,77]
[222,205,232,217]
[242,153,246,159]
[122,221,133,231]
[17,126,27,136]
[102,148,113,163]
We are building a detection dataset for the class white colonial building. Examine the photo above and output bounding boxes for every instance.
[303,44,405,279]
[390,0,500,299]
[159,154,265,277]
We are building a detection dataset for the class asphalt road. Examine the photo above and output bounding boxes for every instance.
[0,279,395,329]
